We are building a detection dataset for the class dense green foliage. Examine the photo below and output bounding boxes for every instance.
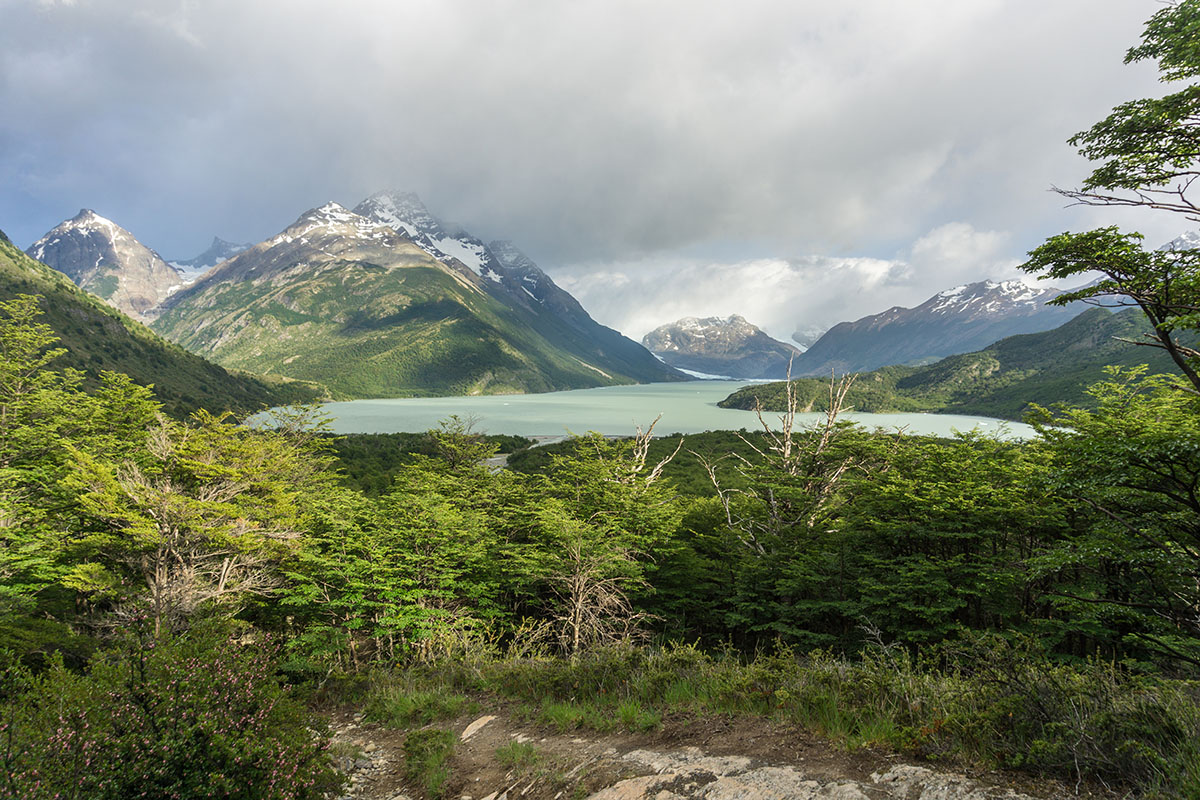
[330,428,533,495]
[1,233,323,418]
[5,284,1200,794]
[0,627,342,800]
[719,307,1179,420]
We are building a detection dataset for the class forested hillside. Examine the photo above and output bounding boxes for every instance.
[1,230,323,417]
[3,287,1200,797]
[719,307,1174,419]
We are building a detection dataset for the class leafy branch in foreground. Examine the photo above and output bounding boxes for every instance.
[1058,0,1200,220]
[1021,228,1200,392]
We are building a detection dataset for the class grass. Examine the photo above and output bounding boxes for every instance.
[495,740,540,771]
[363,684,478,728]
[537,700,613,733]
[403,728,456,799]
[616,699,662,732]
[357,640,1200,799]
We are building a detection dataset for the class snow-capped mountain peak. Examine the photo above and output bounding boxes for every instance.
[26,209,181,321]
[1162,230,1200,251]
[353,191,501,281]
[271,203,399,245]
[642,314,800,379]
[355,191,441,239]
[169,236,252,284]
[928,279,1048,315]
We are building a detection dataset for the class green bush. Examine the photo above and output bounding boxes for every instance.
[0,627,342,800]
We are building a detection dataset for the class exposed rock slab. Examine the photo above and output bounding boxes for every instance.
[585,748,1040,800]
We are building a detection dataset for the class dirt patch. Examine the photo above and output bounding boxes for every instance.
[325,700,1115,800]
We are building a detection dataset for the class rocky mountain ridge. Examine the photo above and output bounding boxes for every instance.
[642,314,801,379]
[1,228,321,416]
[26,209,183,321]
[152,197,681,397]
[791,278,1081,375]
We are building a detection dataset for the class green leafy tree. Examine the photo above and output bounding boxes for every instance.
[518,425,685,656]
[1018,0,1200,670]
[1029,368,1200,667]
[1021,0,1200,391]
[1022,228,1200,391]
[702,379,900,648]
[280,435,514,669]
[842,433,1068,648]
[64,409,337,635]
[1056,0,1200,219]
[0,295,158,653]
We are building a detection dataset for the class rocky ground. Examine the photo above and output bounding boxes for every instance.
[325,704,1100,800]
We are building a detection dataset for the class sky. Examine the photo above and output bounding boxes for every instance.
[0,0,1186,342]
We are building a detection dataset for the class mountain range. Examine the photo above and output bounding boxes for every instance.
[1,227,321,417]
[22,194,1196,407]
[787,279,1082,375]
[147,194,681,397]
[641,315,801,379]
[719,306,1175,421]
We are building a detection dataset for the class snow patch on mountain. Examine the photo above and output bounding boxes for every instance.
[169,237,251,284]
[26,209,182,321]
[352,191,506,280]
[274,202,396,245]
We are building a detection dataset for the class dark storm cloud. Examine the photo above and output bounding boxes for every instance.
[0,0,1178,328]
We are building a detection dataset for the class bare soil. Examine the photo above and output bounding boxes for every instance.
[324,697,1114,800]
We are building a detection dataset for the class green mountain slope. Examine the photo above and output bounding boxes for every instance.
[0,228,324,417]
[719,307,1178,420]
[151,203,679,398]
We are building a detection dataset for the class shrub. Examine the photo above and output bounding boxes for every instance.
[0,627,342,800]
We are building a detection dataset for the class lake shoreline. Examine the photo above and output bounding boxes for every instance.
[304,381,1036,440]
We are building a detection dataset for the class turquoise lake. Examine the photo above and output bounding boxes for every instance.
[313,381,1036,440]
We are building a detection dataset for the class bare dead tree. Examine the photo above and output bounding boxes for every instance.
[624,414,684,486]
[700,371,901,555]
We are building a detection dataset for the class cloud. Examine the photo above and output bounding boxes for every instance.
[908,222,1022,286]
[554,222,1024,342]
[0,0,1169,261]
